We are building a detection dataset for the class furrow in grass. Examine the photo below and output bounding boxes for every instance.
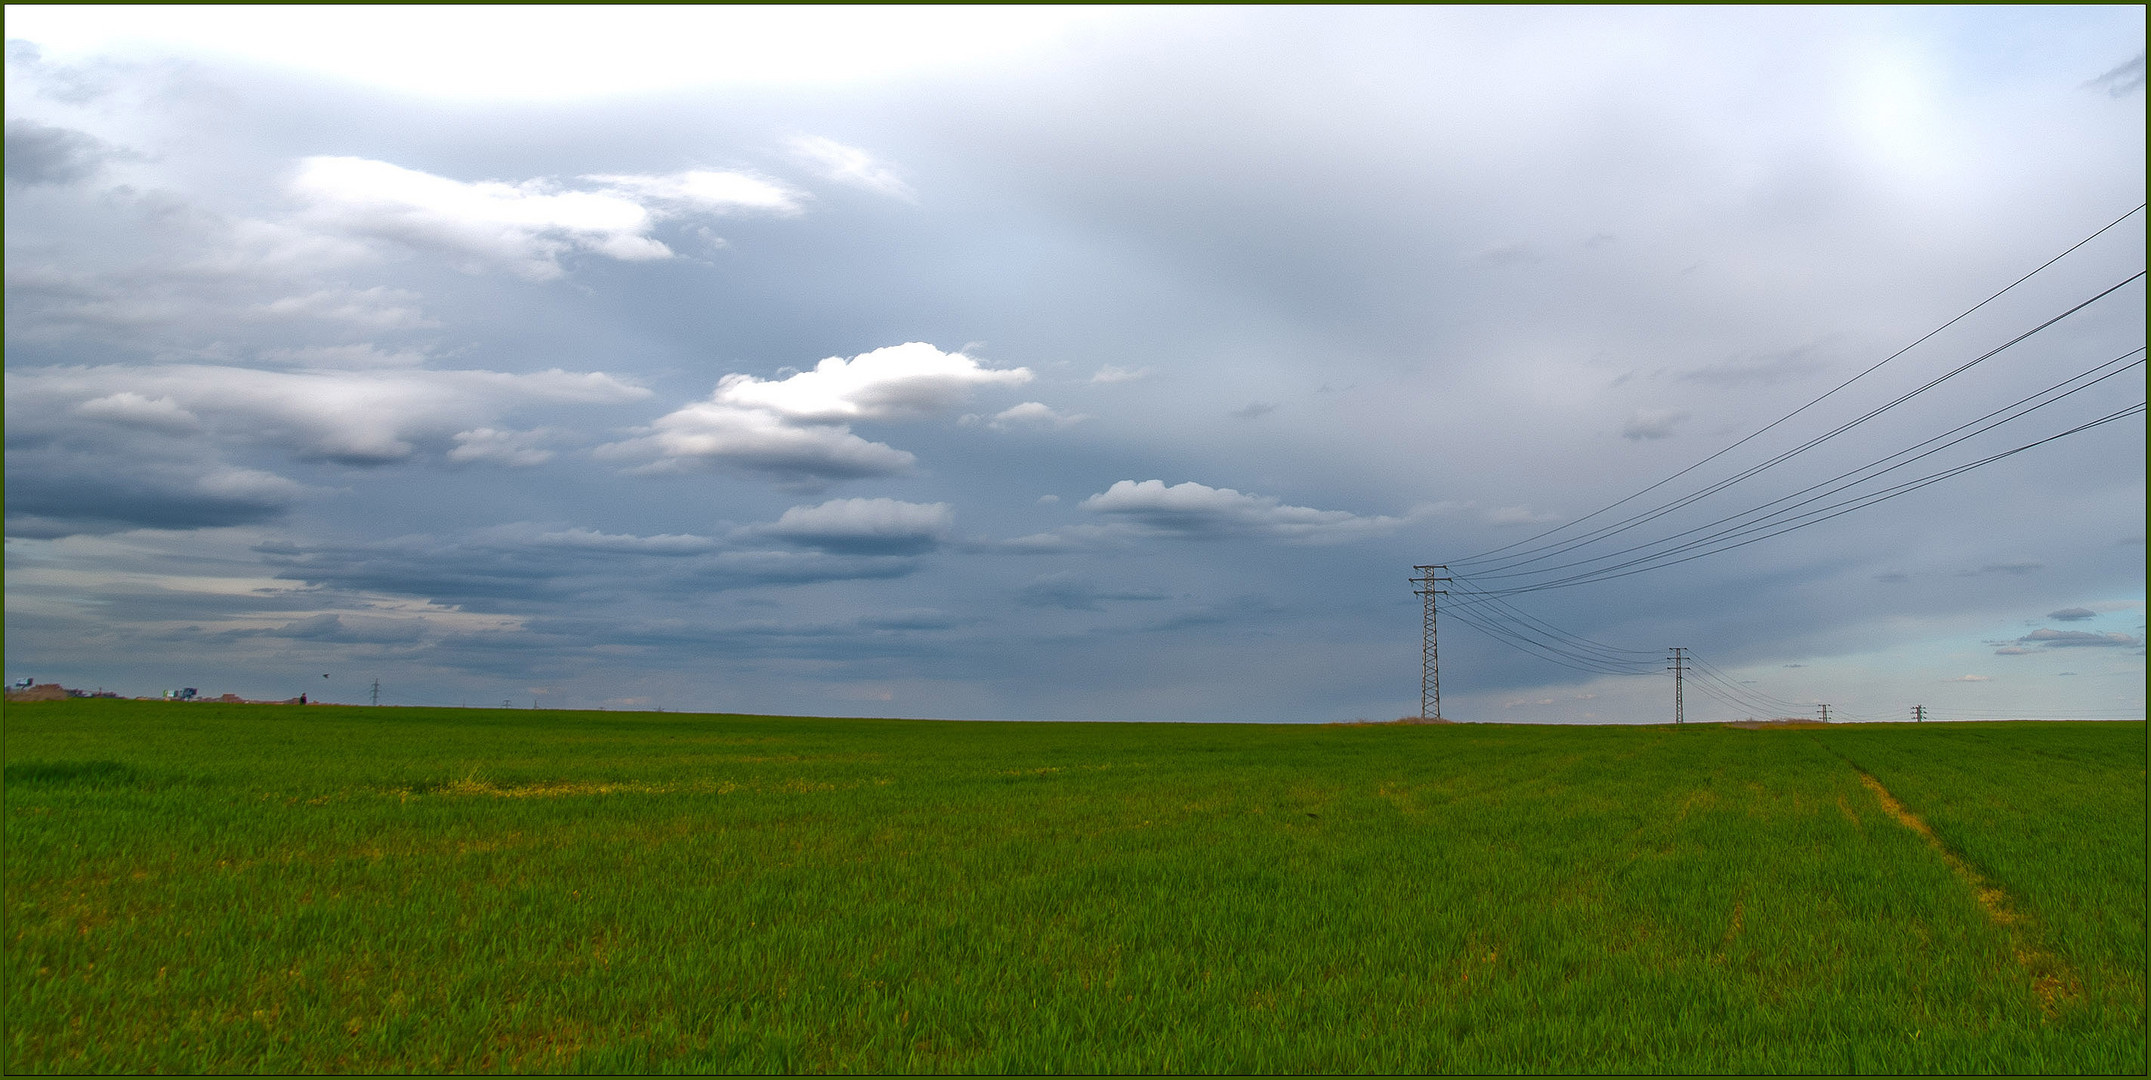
[1849,764,2084,1017]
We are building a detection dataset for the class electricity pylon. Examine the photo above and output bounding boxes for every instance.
[1410,566,1451,720]
[1667,647,1687,725]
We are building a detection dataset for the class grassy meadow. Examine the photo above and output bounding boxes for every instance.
[2,700,2143,1073]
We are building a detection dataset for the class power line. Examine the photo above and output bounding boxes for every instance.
[1417,206,2145,704]
[1462,272,2145,578]
[1679,662,1804,720]
[1687,656,1814,717]
[1487,401,2144,596]
[1441,579,1659,675]
[1508,348,2145,582]
[1448,579,1661,658]
[1440,603,1655,677]
[1443,579,1660,671]
[1472,348,2147,592]
[1437,589,1650,676]
[1688,655,1808,711]
[1453,203,2147,568]
[1682,674,1791,720]
[1428,378,2140,700]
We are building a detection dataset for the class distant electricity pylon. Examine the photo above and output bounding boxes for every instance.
[1666,648,1687,725]
[1817,703,1832,723]
[1912,704,1927,723]
[1410,565,1451,720]
[371,678,381,707]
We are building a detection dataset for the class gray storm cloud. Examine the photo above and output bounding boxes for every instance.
[4,119,114,185]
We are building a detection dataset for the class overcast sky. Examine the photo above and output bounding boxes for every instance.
[5,7,2143,722]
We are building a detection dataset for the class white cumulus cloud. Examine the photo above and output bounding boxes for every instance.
[583,170,804,215]
[983,401,1087,430]
[257,344,431,370]
[1090,365,1148,383]
[293,157,802,279]
[1080,480,1407,543]
[11,363,649,465]
[250,286,437,330]
[602,402,917,482]
[529,527,720,555]
[448,428,555,467]
[609,344,1031,483]
[714,342,1031,422]
[73,391,200,434]
[752,497,954,555]
[787,136,915,200]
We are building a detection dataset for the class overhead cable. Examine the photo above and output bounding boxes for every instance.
[1463,272,2145,577]
[1488,401,2145,595]
[1473,348,2147,589]
[1453,203,2147,567]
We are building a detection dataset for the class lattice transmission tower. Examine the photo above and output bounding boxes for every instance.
[1667,647,1687,725]
[1410,565,1451,720]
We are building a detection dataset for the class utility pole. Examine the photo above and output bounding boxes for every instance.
[1666,647,1687,725]
[371,679,381,707]
[1817,703,1831,723]
[1410,565,1451,720]
[1912,705,1926,723]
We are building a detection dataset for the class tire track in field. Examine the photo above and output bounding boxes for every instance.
[1837,756,2084,1016]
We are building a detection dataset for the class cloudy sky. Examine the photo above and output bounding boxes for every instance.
[5,7,2143,722]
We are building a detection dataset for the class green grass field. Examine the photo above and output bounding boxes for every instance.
[3,701,2143,1073]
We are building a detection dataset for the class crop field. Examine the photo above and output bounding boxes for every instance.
[3,701,2143,1073]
